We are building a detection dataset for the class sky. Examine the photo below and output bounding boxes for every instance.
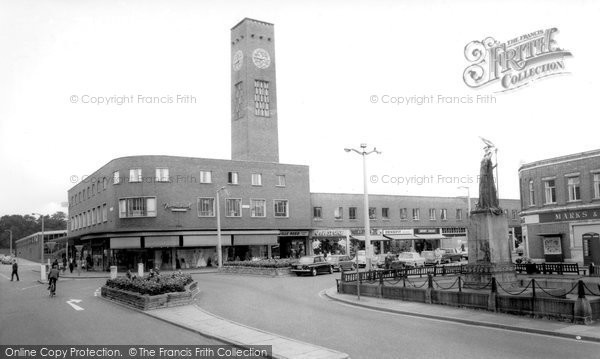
[1,0,599,216]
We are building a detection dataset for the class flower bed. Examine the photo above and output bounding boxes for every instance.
[101,273,198,310]
[222,259,296,276]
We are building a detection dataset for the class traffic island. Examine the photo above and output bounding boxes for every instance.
[101,273,199,311]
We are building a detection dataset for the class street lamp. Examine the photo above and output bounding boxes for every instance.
[344,143,381,270]
[4,230,12,257]
[215,186,230,269]
[32,212,45,280]
[457,186,471,216]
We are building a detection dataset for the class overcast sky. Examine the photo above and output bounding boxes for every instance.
[1,0,599,216]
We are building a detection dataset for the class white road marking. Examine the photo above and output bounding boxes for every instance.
[66,299,84,311]
[94,287,101,297]
[21,284,43,290]
[0,273,10,280]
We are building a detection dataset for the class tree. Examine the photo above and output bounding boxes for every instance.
[0,212,67,250]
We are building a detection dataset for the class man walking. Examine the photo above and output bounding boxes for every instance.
[11,259,19,281]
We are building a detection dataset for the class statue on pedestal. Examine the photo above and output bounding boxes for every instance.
[476,138,502,214]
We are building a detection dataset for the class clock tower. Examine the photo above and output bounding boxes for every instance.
[231,18,279,163]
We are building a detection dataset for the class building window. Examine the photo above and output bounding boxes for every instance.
[429,208,436,220]
[234,81,244,120]
[544,179,556,204]
[200,170,212,184]
[228,172,239,185]
[413,208,420,221]
[440,209,447,221]
[252,173,262,186]
[197,198,215,217]
[313,207,322,220]
[129,168,142,183]
[103,177,108,190]
[226,198,242,217]
[254,80,270,117]
[382,208,389,219]
[93,208,97,225]
[456,209,463,221]
[113,171,120,184]
[118,197,157,218]
[334,207,343,220]
[369,207,377,220]
[97,182,101,193]
[512,209,518,220]
[400,208,408,220]
[274,200,289,217]
[155,168,169,182]
[528,180,535,206]
[82,212,87,227]
[88,187,91,199]
[102,204,107,222]
[92,183,95,195]
[567,176,581,201]
[251,199,266,217]
[276,175,286,187]
[594,173,600,199]
[349,207,357,220]
[87,210,91,226]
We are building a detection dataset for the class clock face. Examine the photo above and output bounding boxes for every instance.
[232,50,243,71]
[252,48,271,69]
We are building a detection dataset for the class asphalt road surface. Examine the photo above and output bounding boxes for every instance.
[194,272,600,359]
[0,262,221,345]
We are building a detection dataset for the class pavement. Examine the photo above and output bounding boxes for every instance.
[323,286,600,343]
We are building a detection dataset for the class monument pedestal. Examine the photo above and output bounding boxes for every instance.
[464,210,518,289]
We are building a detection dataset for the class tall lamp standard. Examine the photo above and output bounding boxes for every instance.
[215,186,229,269]
[344,144,381,270]
[32,213,45,280]
[4,230,12,257]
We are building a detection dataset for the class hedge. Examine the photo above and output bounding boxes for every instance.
[224,258,296,268]
[105,273,194,296]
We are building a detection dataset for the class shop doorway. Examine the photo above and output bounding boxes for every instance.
[582,233,600,266]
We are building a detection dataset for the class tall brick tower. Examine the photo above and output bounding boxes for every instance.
[231,18,279,163]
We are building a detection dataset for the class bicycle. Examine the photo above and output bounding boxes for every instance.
[48,280,56,297]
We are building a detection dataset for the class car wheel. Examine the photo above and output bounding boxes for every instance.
[311,268,317,276]
[329,266,334,274]
[295,273,301,276]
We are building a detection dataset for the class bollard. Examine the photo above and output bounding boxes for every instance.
[488,277,497,312]
[137,262,144,277]
[40,264,46,282]
[574,280,593,324]
[425,274,433,304]
[110,266,117,279]
[458,276,462,293]
[531,278,536,299]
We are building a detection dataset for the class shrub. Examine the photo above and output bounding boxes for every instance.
[105,273,193,295]
[224,258,296,268]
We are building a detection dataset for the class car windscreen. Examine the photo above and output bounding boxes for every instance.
[398,253,413,259]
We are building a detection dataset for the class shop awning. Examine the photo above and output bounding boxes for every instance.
[234,234,278,246]
[351,235,389,241]
[145,236,179,248]
[183,235,232,247]
[383,234,420,240]
[415,234,448,240]
[110,237,141,249]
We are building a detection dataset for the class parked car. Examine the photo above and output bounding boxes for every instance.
[440,248,463,263]
[327,255,355,272]
[392,252,426,268]
[1,255,14,264]
[421,250,442,265]
[460,248,468,260]
[291,255,334,276]
[355,250,367,268]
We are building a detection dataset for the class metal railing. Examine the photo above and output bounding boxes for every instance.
[514,262,584,275]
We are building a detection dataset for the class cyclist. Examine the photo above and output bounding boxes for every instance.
[47,263,60,295]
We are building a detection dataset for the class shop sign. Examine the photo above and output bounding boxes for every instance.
[163,202,192,212]
[414,228,440,235]
[311,229,349,237]
[279,231,309,237]
[539,209,600,223]
[542,237,562,255]
[350,228,382,235]
[383,229,413,235]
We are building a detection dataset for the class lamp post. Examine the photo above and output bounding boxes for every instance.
[4,230,12,257]
[32,213,45,280]
[345,143,381,270]
[457,186,471,216]
[215,186,229,269]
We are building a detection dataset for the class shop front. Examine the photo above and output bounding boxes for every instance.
[413,228,447,252]
[350,228,388,255]
[310,229,350,256]
[231,233,279,260]
[277,231,310,259]
[382,229,418,252]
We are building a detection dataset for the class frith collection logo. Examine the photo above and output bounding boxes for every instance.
[463,28,572,92]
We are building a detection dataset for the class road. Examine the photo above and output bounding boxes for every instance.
[194,272,600,359]
[0,261,221,345]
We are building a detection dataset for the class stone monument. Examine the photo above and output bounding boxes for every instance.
[464,140,517,288]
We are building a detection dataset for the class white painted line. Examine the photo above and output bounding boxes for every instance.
[94,288,101,297]
[21,284,43,290]
[66,299,84,311]
[0,273,10,280]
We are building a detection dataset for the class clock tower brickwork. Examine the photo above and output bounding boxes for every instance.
[231,18,279,163]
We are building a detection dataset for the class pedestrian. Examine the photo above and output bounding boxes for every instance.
[69,257,74,273]
[62,256,67,272]
[11,259,19,281]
